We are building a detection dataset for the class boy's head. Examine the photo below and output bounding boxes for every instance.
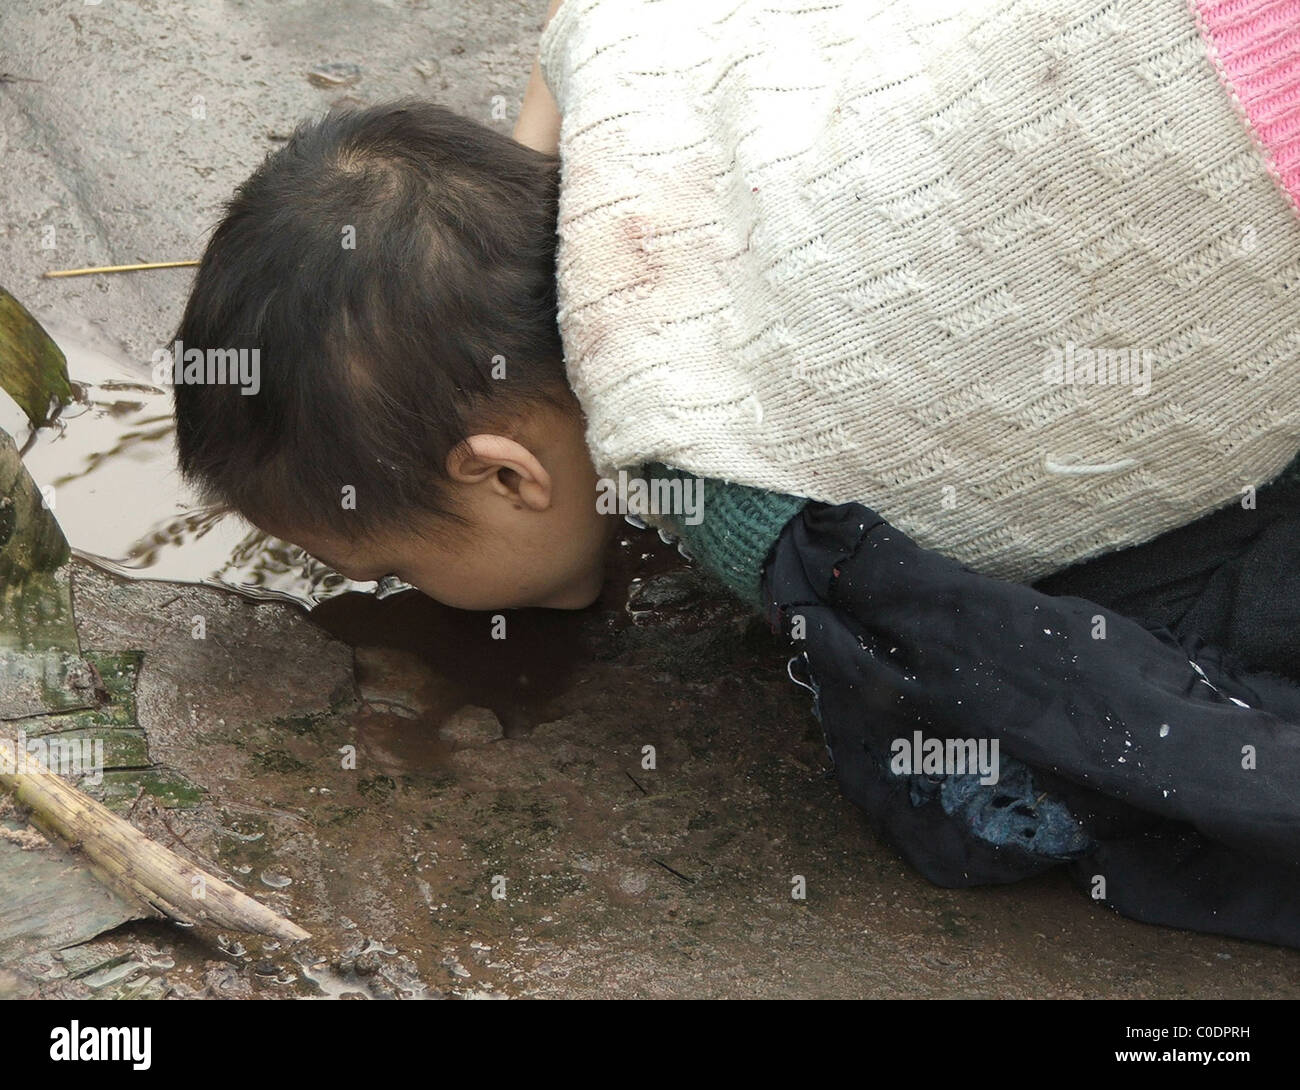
[172,100,616,610]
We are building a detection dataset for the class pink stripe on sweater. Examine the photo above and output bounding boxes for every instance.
[1194,0,1300,213]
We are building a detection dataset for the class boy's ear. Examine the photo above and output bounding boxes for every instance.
[447,434,553,511]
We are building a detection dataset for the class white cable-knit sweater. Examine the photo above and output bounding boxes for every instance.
[539,0,1300,581]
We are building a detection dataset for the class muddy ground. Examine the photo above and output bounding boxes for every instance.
[2,0,1299,998]
[5,549,1298,1000]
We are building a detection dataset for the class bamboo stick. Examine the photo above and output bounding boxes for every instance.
[42,260,198,279]
[0,737,310,943]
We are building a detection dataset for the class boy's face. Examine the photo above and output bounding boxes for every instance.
[258,402,621,611]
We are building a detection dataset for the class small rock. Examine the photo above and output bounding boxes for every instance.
[626,570,709,612]
[438,705,503,749]
[83,959,147,991]
[308,62,361,88]
[619,870,649,895]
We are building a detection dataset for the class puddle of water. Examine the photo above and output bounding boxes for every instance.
[310,522,689,734]
[4,318,693,623]
[3,314,698,730]
[2,318,385,608]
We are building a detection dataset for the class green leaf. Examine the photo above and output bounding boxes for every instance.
[0,426,70,583]
[0,287,72,429]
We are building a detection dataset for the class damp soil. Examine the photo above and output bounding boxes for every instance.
[10,532,1297,1000]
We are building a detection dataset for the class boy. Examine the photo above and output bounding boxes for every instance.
[172,0,1300,946]
[172,99,617,612]
[176,0,1300,615]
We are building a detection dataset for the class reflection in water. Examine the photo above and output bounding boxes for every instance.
[1,317,696,724]
[2,320,377,608]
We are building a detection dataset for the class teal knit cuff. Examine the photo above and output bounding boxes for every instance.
[639,461,809,610]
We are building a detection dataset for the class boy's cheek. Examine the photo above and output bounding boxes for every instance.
[402,518,610,611]
[404,564,532,612]
[531,571,604,610]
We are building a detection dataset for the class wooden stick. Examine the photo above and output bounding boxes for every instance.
[42,260,198,279]
[0,737,310,943]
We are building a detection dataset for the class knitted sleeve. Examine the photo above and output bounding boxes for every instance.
[537,0,1300,584]
[637,462,808,611]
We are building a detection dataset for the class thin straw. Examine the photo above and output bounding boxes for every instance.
[43,260,199,279]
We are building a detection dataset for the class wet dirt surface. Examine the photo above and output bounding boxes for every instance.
[3,538,1299,999]
[3,1,1300,998]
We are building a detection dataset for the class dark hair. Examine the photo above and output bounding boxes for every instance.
[172,99,572,542]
